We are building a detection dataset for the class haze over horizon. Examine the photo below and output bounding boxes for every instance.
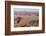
[14,8,39,13]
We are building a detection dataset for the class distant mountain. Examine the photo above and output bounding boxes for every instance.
[14,11,39,16]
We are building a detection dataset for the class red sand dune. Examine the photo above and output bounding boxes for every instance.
[14,11,39,27]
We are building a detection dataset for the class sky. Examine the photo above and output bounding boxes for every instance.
[14,8,39,13]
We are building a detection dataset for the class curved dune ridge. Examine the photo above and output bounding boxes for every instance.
[14,15,39,27]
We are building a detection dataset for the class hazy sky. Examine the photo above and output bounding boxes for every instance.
[14,8,39,13]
